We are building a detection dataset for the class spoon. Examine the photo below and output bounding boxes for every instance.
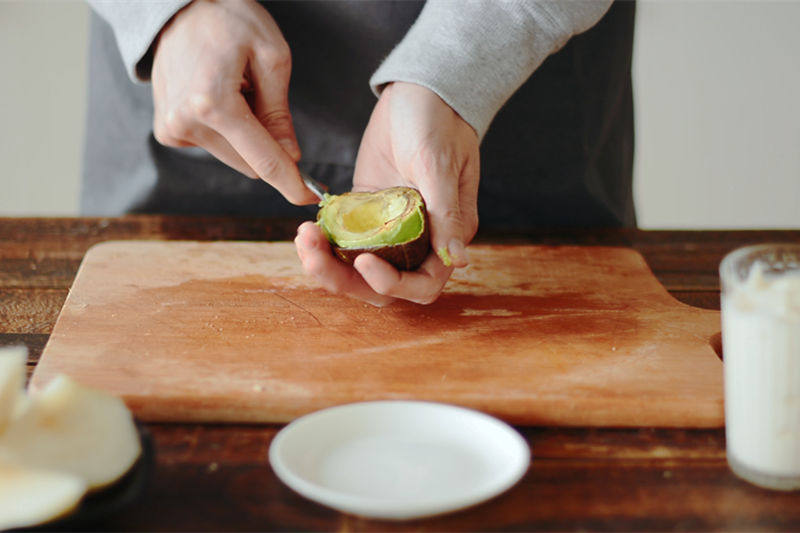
[300,171,328,202]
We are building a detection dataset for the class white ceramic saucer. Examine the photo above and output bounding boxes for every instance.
[268,401,530,520]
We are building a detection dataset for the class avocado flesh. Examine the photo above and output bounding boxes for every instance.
[317,187,430,270]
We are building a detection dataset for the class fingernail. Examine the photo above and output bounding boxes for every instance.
[448,238,468,267]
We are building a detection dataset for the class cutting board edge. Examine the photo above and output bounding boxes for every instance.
[124,395,725,428]
[28,364,726,428]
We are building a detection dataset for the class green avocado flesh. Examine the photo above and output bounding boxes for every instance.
[316,187,430,270]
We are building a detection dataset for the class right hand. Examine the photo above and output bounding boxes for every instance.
[151,0,316,205]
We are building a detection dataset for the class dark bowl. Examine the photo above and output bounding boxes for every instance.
[17,423,155,532]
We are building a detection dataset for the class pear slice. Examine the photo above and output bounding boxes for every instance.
[0,375,141,489]
[0,345,26,432]
[0,458,86,530]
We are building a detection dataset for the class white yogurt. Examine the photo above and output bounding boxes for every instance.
[722,261,800,489]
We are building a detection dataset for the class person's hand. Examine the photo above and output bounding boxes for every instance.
[150,0,316,205]
[296,82,480,306]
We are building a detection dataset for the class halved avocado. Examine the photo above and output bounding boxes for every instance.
[316,187,430,270]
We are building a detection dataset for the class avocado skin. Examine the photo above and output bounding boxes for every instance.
[333,218,430,271]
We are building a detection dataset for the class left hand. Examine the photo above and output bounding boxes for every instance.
[295,82,480,306]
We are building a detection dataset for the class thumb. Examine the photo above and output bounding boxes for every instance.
[417,159,469,269]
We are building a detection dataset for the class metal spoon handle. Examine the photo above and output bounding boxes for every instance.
[300,171,328,202]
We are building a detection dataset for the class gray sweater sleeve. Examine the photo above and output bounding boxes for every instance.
[370,0,613,139]
[87,0,190,82]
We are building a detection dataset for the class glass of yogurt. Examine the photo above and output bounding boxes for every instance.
[721,243,800,490]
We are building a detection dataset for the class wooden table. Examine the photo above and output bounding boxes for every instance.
[2,216,800,531]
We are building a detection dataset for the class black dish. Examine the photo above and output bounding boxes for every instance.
[17,424,155,532]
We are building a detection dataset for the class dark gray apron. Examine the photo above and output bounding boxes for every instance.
[83,1,635,229]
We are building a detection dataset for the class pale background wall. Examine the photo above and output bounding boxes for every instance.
[633,0,800,228]
[0,0,798,228]
[0,0,87,216]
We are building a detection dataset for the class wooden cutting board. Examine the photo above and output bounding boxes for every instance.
[30,241,724,427]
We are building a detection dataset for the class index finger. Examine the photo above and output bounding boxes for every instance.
[206,94,316,205]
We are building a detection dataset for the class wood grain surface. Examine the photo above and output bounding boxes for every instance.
[32,241,723,426]
[3,217,800,531]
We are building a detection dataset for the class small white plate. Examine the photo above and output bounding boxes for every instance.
[268,401,530,520]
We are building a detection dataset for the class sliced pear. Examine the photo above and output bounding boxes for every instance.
[0,345,26,432]
[11,389,31,419]
[0,375,141,489]
[0,458,86,530]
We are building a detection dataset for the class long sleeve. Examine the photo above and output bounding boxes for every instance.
[87,0,190,82]
[370,0,613,139]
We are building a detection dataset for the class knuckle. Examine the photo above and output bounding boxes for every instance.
[442,207,462,221]
[257,108,292,129]
[412,145,455,179]
[439,207,463,227]
[162,110,193,141]
[412,146,437,176]
[154,114,191,146]
[187,92,219,125]
[274,47,292,71]
[253,156,284,181]
[152,123,173,146]
[260,43,292,72]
